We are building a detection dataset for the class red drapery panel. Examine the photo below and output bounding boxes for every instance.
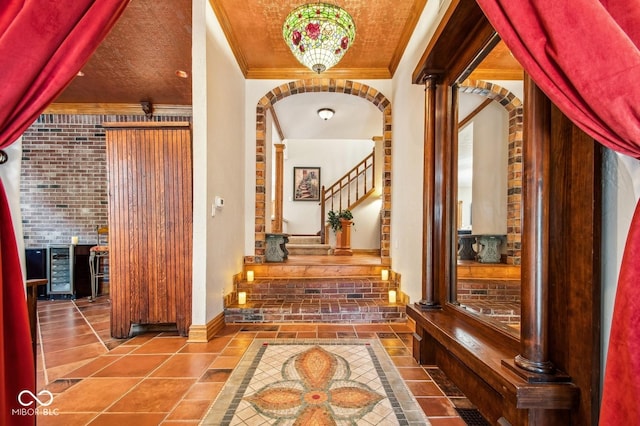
[475,0,640,424]
[0,1,128,424]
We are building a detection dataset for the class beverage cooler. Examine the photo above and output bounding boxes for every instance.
[48,245,74,298]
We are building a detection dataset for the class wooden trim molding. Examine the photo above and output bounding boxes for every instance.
[45,103,192,116]
[102,121,191,128]
[187,312,226,343]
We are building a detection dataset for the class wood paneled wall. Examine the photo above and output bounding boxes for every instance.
[105,122,192,338]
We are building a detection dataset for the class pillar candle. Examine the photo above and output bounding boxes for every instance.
[381,269,389,281]
[247,270,254,282]
[71,236,79,245]
[238,291,247,305]
[388,290,397,304]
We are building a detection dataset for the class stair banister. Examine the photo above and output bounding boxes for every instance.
[319,148,376,244]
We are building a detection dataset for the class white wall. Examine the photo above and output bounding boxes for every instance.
[470,101,509,235]
[283,138,374,236]
[390,0,448,303]
[191,0,246,325]
[349,196,382,249]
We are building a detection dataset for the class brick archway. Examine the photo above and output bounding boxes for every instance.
[459,80,523,265]
[248,79,392,264]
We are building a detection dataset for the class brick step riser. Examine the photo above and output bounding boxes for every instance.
[242,294,393,301]
[238,279,397,301]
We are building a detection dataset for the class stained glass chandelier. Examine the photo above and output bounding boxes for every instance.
[282,3,356,74]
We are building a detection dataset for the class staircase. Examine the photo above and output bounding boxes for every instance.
[320,149,375,244]
[225,261,405,323]
[286,235,331,256]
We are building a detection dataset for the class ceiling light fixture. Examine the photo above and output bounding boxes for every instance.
[317,108,335,120]
[283,3,356,74]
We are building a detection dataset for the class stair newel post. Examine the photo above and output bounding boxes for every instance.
[320,185,326,244]
[334,218,353,256]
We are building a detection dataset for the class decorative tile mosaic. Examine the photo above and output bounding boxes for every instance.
[201,339,429,425]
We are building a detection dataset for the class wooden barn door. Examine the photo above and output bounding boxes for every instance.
[105,122,192,338]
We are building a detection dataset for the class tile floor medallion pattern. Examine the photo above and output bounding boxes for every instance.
[202,339,430,425]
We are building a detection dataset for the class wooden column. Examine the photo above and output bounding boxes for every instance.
[273,143,285,233]
[515,76,554,374]
[420,75,439,308]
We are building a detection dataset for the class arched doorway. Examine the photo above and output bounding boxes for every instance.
[248,79,392,265]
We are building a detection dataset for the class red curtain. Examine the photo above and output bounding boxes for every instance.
[0,1,128,424]
[475,0,640,423]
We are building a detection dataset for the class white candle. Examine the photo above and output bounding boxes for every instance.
[247,270,254,282]
[388,290,397,304]
[381,269,389,281]
[238,291,247,305]
[71,236,79,245]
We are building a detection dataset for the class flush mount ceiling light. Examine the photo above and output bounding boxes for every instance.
[317,108,335,120]
[283,3,356,74]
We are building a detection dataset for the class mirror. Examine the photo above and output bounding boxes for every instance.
[452,41,524,337]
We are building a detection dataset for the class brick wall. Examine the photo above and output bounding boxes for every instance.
[456,279,521,303]
[20,114,191,249]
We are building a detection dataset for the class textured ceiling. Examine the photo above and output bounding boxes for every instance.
[53,0,521,111]
[55,0,193,105]
[54,0,426,106]
[210,0,428,79]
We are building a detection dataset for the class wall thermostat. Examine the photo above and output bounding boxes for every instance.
[214,196,224,208]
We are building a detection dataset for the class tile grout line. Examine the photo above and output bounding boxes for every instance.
[86,338,191,422]
[36,310,49,385]
[72,299,110,352]
[38,301,469,424]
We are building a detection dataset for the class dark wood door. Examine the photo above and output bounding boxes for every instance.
[105,122,193,338]
[73,244,93,298]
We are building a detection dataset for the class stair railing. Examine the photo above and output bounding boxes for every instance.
[320,148,375,243]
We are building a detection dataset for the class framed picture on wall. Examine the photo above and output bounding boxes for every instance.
[293,167,321,201]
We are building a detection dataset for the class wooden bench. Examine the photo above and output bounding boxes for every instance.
[407,304,579,425]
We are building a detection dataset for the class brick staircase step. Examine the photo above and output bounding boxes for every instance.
[247,263,384,278]
[233,257,398,323]
[226,275,405,323]
[238,277,394,301]
[225,299,405,323]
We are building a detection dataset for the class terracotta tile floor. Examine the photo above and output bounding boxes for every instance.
[35,296,484,425]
